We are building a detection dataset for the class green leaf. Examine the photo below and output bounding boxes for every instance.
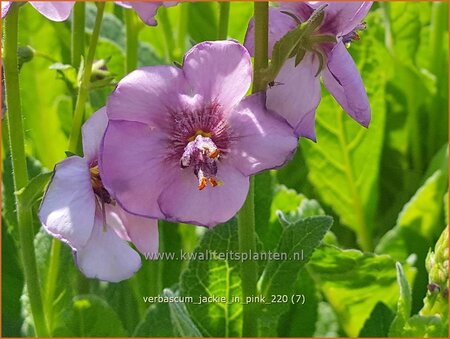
[359,302,394,337]
[53,295,127,337]
[254,171,275,249]
[401,314,447,337]
[164,289,203,337]
[15,171,52,208]
[389,263,413,337]
[1,220,23,337]
[133,300,175,337]
[187,2,218,42]
[301,37,387,250]
[307,246,413,337]
[277,270,319,337]
[259,216,332,336]
[180,219,242,337]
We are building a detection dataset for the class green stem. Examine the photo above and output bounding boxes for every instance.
[158,6,176,62]
[238,3,269,337]
[217,2,230,40]
[252,2,269,92]
[125,9,139,73]
[71,1,85,69]
[177,3,188,57]
[44,239,61,333]
[4,5,49,337]
[380,3,394,55]
[427,2,447,157]
[68,2,105,154]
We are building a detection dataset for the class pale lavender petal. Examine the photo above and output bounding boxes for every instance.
[1,1,11,18]
[76,209,141,283]
[107,66,187,127]
[322,42,371,127]
[320,2,372,36]
[158,163,249,227]
[128,2,160,26]
[244,7,298,58]
[183,40,252,112]
[39,156,95,249]
[106,204,159,256]
[82,107,107,164]
[29,1,75,22]
[228,93,297,176]
[266,54,321,139]
[279,2,314,22]
[100,120,174,219]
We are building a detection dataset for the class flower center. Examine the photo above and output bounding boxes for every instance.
[90,165,114,204]
[180,132,222,190]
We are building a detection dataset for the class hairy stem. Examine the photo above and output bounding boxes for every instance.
[4,5,49,337]
[68,2,105,154]
[238,2,269,337]
[125,9,139,73]
[71,1,85,69]
[217,2,230,40]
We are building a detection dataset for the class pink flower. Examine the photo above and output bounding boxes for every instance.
[39,108,158,282]
[100,40,297,227]
[1,1,75,21]
[116,1,177,26]
[245,2,372,140]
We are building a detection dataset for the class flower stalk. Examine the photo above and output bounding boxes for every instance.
[68,2,105,154]
[71,1,85,69]
[238,2,269,337]
[125,9,139,73]
[4,4,49,337]
[217,2,230,40]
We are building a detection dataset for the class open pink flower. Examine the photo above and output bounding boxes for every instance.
[39,108,158,282]
[1,1,74,21]
[100,40,297,227]
[116,1,177,26]
[245,2,372,140]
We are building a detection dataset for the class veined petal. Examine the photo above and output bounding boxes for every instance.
[229,93,297,176]
[244,7,298,58]
[158,163,249,227]
[107,66,187,127]
[106,204,159,256]
[100,120,173,219]
[320,2,372,36]
[29,1,75,21]
[183,40,252,113]
[322,42,371,127]
[76,208,141,283]
[82,107,108,164]
[266,54,321,139]
[1,2,11,18]
[39,156,95,249]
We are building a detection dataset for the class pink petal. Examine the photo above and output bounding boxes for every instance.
[76,208,141,283]
[266,54,321,139]
[320,2,372,36]
[29,1,75,21]
[100,120,174,220]
[158,163,249,227]
[183,40,252,113]
[39,156,95,249]
[128,2,160,26]
[1,2,11,18]
[106,204,159,256]
[244,7,298,58]
[82,107,108,164]
[106,66,187,127]
[228,93,297,176]
[322,42,371,127]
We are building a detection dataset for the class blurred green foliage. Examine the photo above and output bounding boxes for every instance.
[2,2,448,338]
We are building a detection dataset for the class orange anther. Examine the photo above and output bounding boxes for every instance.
[198,177,207,190]
[209,149,220,159]
[209,177,219,187]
